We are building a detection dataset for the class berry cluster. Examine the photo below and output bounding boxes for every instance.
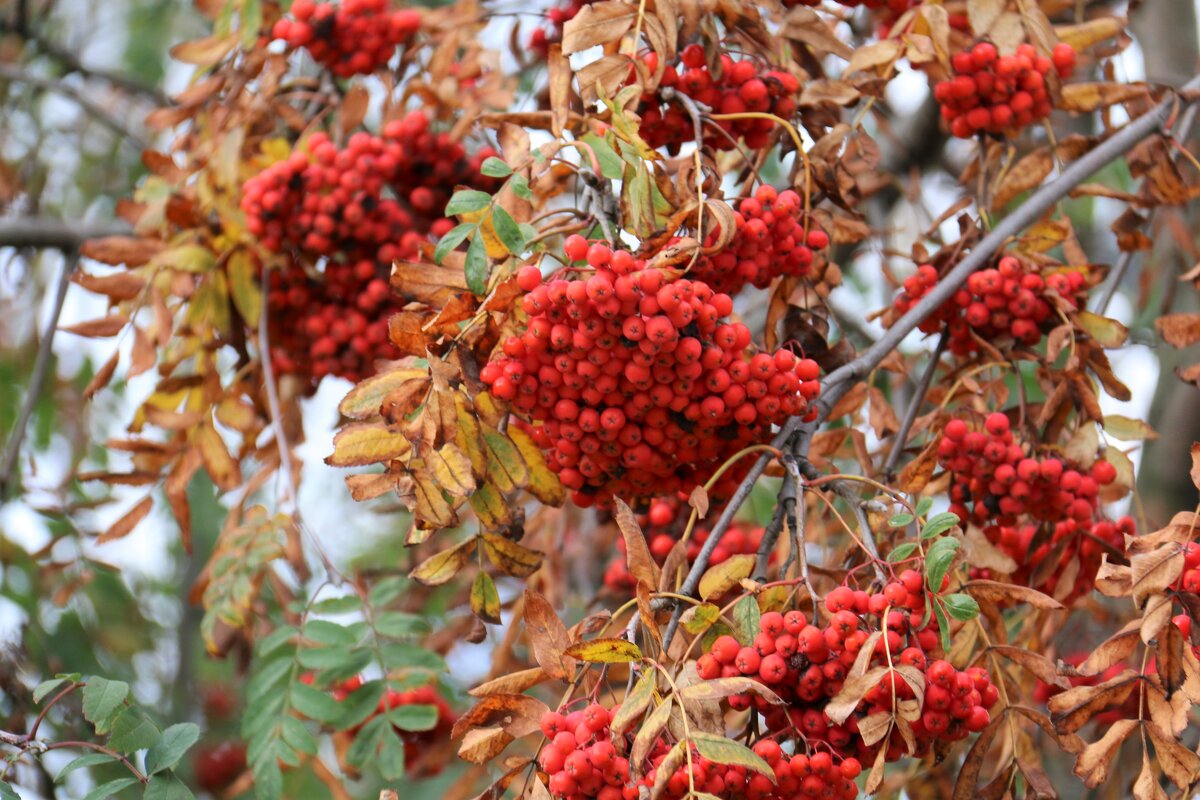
[538,704,632,800]
[528,0,593,58]
[935,42,1076,138]
[483,236,820,506]
[645,739,861,800]
[938,414,1128,601]
[637,46,800,155]
[1175,546,1200,599]
[271,0,421,78]
[892,255,1089,356]
[241,111,498,385]
[603,522,765,593]
[698,579,999,764]
[687,186,829,295]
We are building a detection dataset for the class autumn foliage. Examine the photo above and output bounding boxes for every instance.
[5,0,1200,799]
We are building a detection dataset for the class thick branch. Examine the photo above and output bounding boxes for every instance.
[0,63,148,147]
[818,74,1200,415]
[0,217,132,250]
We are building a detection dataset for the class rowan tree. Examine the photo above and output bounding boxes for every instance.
[1,0,1200,798]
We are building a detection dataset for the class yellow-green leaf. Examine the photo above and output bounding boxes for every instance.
[194,422,241,491]
[482,532,544,578]
[689,732,775,780]
[339,369,430,420]
[507,425,566,505]
[471,572,502,624]
[698,554,755,601]
[482,428,529,493]
[563,638,643,663]
[1076,311,1129,348]
[610,668,657,734]
[410,537,478,586]
[1102,415,1158,442]
[428,443,477,497]
[227,249,261,328]
[149,244,216,273]
[470,483,513,530]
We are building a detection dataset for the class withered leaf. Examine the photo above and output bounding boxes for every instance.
[561,2,636,54]
[1072,718,1138,787]
[1156,313,1200,348]
[523,589,574,681]
[1048,670,1140,733]
[614,497,661,590]
[97,495,153,544]
[1146,721,1200,788]
[450,693,549,741]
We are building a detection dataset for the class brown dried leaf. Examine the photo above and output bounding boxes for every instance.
[60,314,128,338]
[1073,718,1138,787]
[991,646,1069,688]
[1146,721,1200,788]
[1059,82,1151,112]
[1049,671,1140,733]
[1130,547,1184,605]
[97,495,153,544]
[1156,313,1200,348]
[1076,622,1141,676]
[963,579,1064,609]
[614,497,661,590]
[562,2,636,54]
[524,589,574,681]
[458,726,513,764]
[451,693,550,740]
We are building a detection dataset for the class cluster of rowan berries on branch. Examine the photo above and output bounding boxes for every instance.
[481,234,821,506]
[938,413,1129,601]
[699,579,998,763]
[935,41,1077,138]
[241,112,498,384]
[687,186,829,294]
[892,255,1089,356]
[271,0,421,77]
[637,46,800,154]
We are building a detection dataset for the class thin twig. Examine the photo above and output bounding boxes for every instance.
[818,74,1200,416]
[0,250,77,498]
[882,332,948,478]
[754,468,793,581]
[848,499,887,583]
[784,455,818,607]
[0,63,147,148]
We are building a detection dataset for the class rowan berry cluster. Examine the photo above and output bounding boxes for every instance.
[483,236,820,506]
[528,0,592,58]
[271,0,421,78]
[697,578,998,764]
[1175,546,1200,598]
[241,111,498,384]
[538,704,632,800]
[637,46,800,154]
[603,522,765,593]
[935,41,1076,138]
[938,414,1128,600]
[689,186,829,295]
[892,255,1089,356]
[645,739,861,800]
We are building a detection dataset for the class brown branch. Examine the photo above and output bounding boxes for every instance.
[818,73,1200,417]
[0,217,132,250]
[882,331,948,478]
[0,63,148,148]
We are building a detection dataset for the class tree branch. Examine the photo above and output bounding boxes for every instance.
[22,30,169,106]
[0,63,148,148]
[818,74,1200,416]
[882,331,948,478]
[0,217,132,250]
[0,251,78,498]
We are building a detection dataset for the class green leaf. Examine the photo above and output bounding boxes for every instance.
[942,593,980,621]
[252,753,283,800]
[281,717,318,756]
[108,708,161,753]
[337,681,386,731]
[80,777,139,800]
[374,611,430,639]
[255,625,298,657]
[509,173,532,200]
[386,704,439,732]
[302,619,360,648]
[689,732,775,780]
[464,233,488,295]
[143,774,195,800]
[290,681,343,723]
[915,497,934,517]
[920,512,961,540]
[682,603,722,635]
[369,577,409,607]
[445,189,492,216]
[933,600,952,653]
[0,782,18,800]
[380,643,447,672]
[888,513,915,528]
[887,542,918,562]
[296,646,372,673]
[345,716,389,768]
[732,596,761,646]
[925,536,961,592]
[33,677,69,704]
[490,205,525,256]
[309,595,361,614]
[480,156,513,177]
[82,677,129,733]
[378,728,407,780]
[246,654,294,698]
[433,222,475,265]
[145,722,200,775]
[55,752,116,783]
[580,133,624,179]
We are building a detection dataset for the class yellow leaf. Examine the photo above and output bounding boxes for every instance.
[698,554,756,600]
[410,464,459,528]
[470,483,513,530]
[326,423,411,467]
[507,425,566,505]
[563,638,643,663]
[482,532,544,578]
[194,422,241,491]
[482,428,529,493]
[339,368,430,420]
[471,572,502,624]
[428,443,477,497]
